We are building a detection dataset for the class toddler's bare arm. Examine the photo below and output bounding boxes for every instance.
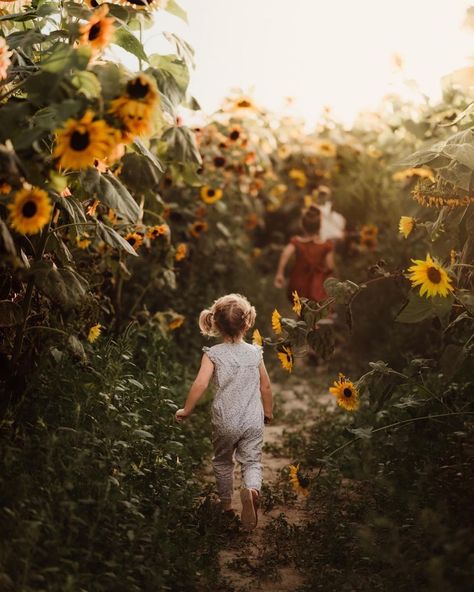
[175,354,214,422]
[259,361,273,422]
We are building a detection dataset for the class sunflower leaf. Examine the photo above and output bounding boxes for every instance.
[162,126,202,165]
[30,261,89,311]
[96,223,138,257]
[165,0,188,23]
[113,27,149,65]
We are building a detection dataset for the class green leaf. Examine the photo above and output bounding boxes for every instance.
[81,168,140,223]
[7,30,47,50]
[41,44,91,74]
[0,301,24,327]
[31,100,82,131]
[0,219,16,256]
[162,126,202,165]
[163,33,195,68]
[113,27,149,65]
[347,427,373,440]
[30,261,89,311]
[133,138,165,173]
[442,129,474,170]
[72,71,102,99]
[54,196,88,224]
[165,0,188,22]
[92,62,123,100]
[149,54,190,92]
[395,292,453,324]
[306,325,335,359]
[96,223,138,256]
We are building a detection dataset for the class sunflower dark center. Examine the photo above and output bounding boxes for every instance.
[127,78,150,100]
[214,156,226,167]
[427,266,441,284]
[127,237,136,246]
[91,0,99,6]
[238,100,251,108]
[125,0,153,4]
[207,189,215,197]
[343,387,352,398]
[70,130,90,151]
[22,200,37,218]
[298,474,309,488]
[88,22,102,42]
[230,130,240,141]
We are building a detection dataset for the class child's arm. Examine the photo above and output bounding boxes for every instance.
[175,354,214,422]
[325,247,335,273]
[259,362,273,422]
[274,243,295,288]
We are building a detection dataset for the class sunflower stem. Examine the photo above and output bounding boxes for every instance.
[11,216,52,369]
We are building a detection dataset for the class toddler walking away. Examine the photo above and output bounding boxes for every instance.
[175,294,273,531]
[274,205,335,303]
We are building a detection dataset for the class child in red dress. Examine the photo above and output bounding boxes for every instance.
[274,205,334,302]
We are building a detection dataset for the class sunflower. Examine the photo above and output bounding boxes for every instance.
[0,182,12,195]
[79,5,115,52]
[0,37,12,81]
[228,125,243,142]
[291,291,302,316]
[84,0,101,7]
[168,315,184,330]
[86,199,100,216]
[54,111,119,170]
[316,140,337,158]
[289,168,307,188]
[175,242,187,261]
[277,345,293,372]
[407,254,454,298]
[277,144,291,159]
[200,186,223,204]
[289,464,309,496]
[360,224,378,250]
[393,167,435,183]
[147,224,169,239]
[125,231,144,251]
[233,96,255,110]
[8,186,52,235]
[412,187,473,208]
[76,234,91,249]
[88,323,102,343]
[271,309,282,334]
[189,220,209,238]
[252,329,263,346]
[329,374,359,411]
[213,155,226,168]
[399,216,415,239]
[109,74,159,139]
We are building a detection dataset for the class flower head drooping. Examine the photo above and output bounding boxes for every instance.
[0,37,12,81]
[329,374,359,411]
[252,329,263,346]
[109,74,159,139]
[54,111,119,170]
[8,186,52,235]
[399,216,415,239]
[277,345,293,373]
[200,186,223,204]
[292,291,302,316]
[175,243,187,261]
[79,4,115,52]
[393,167,435,183]
[289,464,309,496]
[271,309,282,334]
[125,231,144,251]
[407,254,454,298]
[88,323,102,343]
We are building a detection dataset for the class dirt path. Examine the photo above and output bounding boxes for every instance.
[217,374,336,591]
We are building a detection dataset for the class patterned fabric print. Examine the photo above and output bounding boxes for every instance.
[202,342,264,434]
[203,341,265,499]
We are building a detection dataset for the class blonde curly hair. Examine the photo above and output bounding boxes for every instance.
[199,293,256,341]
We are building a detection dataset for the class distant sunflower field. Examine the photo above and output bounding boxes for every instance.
[0,1,473,590]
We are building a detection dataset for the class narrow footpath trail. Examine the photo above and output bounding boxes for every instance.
[216,371,336,592]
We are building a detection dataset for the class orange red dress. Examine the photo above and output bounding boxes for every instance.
[288,236,333,302]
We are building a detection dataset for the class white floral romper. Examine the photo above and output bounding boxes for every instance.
[203,342,264,502]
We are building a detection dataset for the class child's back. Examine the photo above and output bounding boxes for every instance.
[204,342,263,434]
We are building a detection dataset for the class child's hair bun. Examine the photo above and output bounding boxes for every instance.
[199,309,216,336]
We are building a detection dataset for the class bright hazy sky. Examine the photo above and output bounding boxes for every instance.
[142,0,473,125]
